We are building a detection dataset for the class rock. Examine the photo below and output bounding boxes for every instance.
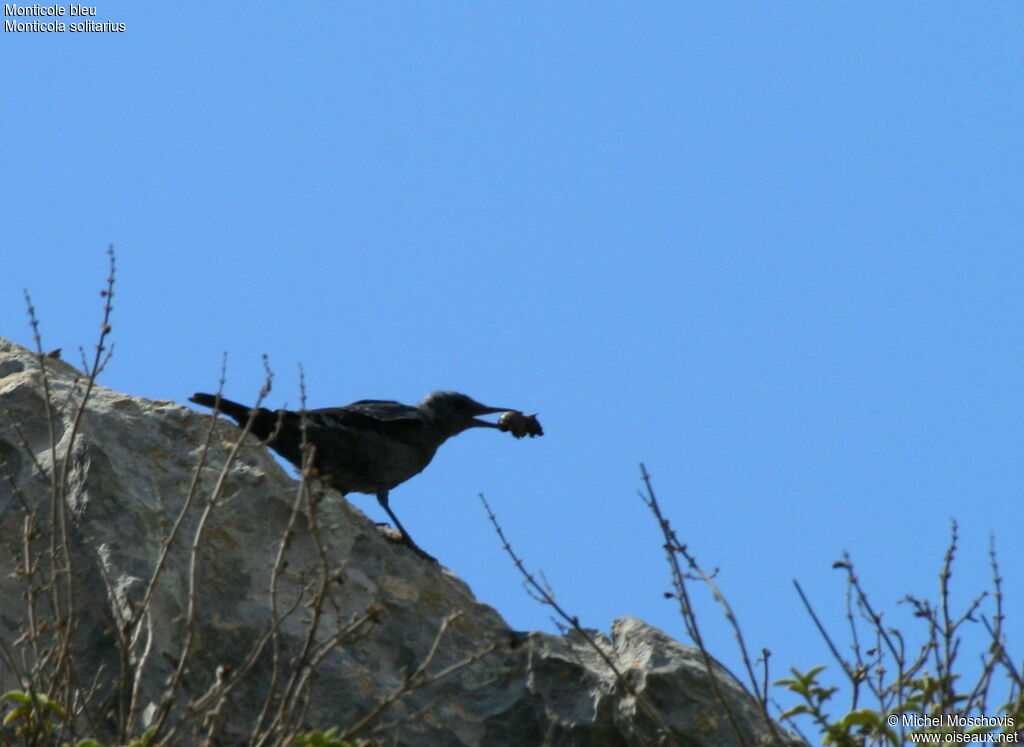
[0,336,804,746]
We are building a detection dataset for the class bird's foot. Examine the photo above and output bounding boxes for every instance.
[405,541,438,564]
[374,523,438,563]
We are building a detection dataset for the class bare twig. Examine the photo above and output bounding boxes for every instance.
[480,491,682,746]
[150,361,275,738]
[637,463,764,747]
[339,611,498,742]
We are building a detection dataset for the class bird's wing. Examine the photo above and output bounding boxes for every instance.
[305,400,425,442]
[344,399,422,421]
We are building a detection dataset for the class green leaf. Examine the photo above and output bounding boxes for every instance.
[836,709,880,728]
[3,705,29,725]
[779,704,812,719]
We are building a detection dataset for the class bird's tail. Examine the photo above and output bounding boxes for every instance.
[189,393,259,427]
[190,393,299,456]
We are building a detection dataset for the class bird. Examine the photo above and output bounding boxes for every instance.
[188,391,542,561]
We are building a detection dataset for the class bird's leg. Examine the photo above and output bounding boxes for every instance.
[376,489,437,563]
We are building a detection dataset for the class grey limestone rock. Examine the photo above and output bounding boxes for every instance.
[0,336,804,746]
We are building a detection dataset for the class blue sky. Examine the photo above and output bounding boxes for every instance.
[5,1,1022,726]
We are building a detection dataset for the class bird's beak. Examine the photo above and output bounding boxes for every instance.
[471,405,513,429]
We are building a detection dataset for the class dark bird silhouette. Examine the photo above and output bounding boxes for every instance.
[188,391,542,561]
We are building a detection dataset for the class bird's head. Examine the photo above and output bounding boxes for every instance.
[418,391,511,436]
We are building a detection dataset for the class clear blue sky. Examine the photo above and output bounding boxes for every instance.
[5,1,1022,725]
